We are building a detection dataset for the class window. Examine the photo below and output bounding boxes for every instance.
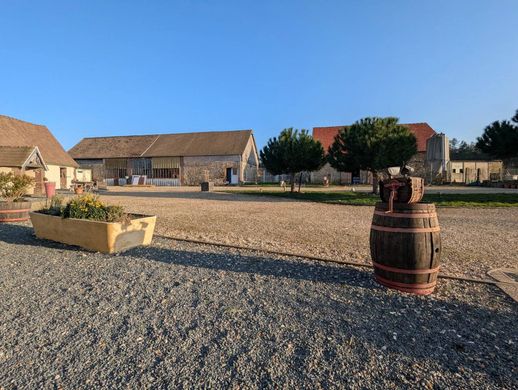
[460,169,464,173]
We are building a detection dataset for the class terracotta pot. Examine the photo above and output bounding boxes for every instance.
[44,182,56,198]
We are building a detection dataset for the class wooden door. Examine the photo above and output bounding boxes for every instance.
[226,168,232,184]
[34,169,44,196]
[60,168,67,189]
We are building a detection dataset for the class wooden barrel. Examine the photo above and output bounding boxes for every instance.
[370,202,441,295]
[379,177,424,204]
[0,201,31,222]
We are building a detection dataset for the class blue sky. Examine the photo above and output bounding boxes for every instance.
[1,0,517,150]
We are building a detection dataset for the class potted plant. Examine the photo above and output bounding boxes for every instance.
[0,172,34,222]
[73,182,84,194]
[30,194,156,253]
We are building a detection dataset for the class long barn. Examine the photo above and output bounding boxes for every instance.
[69,130,259,186]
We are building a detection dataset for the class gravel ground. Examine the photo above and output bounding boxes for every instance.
[100,188,518,280]
[0,222,517,389]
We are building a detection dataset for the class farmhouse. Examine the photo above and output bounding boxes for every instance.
[311,123,437,184]
[448,160,503,184]
[69,130,259,186]
[0,115,78,195]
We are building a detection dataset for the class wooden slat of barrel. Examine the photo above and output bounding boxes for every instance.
[380,177,424,204]
[370,202,441,295]
[0,201,31,222]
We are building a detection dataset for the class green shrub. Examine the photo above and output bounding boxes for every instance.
[45,195,66,216]
[42,194,127,222]
[0,172,34,202]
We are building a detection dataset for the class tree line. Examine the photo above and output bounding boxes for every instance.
[261,109,518,193]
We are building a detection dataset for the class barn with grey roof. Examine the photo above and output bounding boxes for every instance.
[69,130,259,186]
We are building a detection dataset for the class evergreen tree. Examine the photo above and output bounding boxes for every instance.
[449,138,488,160]
[476,109,518,165]
[260,128,325,192]
[327,117,417,193]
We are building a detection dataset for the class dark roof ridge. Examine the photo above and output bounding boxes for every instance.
[79,129,253,140]
[0,114,46,128]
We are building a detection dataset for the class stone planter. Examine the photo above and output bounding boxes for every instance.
[29,212,156,253]
[0,201,31,222]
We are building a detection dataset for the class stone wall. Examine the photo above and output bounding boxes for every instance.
[182,155,240,185]
[409,152,427,179]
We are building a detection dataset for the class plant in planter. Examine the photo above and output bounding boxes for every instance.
[30,194,156,253]
[0,172,34,222]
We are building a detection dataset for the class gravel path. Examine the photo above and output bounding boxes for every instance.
[0,222,516,389]
[100,188,518,280]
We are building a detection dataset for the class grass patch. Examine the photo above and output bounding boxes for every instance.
[227,190,518,207]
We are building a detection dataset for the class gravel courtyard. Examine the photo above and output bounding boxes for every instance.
[101,187,518,280]
[0,223,516,389]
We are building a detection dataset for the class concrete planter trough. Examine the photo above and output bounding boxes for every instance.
[29,212,156,254]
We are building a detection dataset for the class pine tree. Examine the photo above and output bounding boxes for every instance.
[260,128,325,192]
[327,117,417,193]
[476,109,518,165]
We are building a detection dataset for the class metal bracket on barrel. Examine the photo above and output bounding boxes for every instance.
[384,179,405,213]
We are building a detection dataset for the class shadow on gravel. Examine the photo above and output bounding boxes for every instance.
[0,223,82,251]
[0,223,369,287]
[129,245,374,288]
[102,190,297,203]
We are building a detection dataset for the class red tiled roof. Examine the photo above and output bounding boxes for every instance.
[313,123,437,153]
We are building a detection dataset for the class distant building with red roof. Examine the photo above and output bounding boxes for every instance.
[313,123,436,154]
[311,122,438,184]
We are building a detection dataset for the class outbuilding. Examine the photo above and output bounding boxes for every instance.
[448,160,503,184]
[69,130,259,186]
[0,115,79,195]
